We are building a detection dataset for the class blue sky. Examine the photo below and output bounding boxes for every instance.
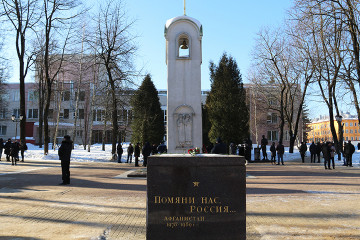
[125,0,293,90]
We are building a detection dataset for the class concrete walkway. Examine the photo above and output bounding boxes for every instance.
[0,158,359,239]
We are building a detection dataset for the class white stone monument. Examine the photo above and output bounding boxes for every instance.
[164,14,203,153]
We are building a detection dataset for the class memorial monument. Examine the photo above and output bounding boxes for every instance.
[165,8,203,153]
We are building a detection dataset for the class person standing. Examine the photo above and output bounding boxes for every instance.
[229,143,237,155]
[299,142,307,163]
[316,142,322,163]
[211,137,227,154]
[127,143,134,163]
[134,143,141,167]
[20,140,28,162]
[4,139,11,162]
[344,140,355,167]
[151,144,158,155]
[244,137,253,162]
[270,142,276,165]
[142,142,152,167]
[58,135,73,185]
[342,142,348,166]
[0,138,4,161]
[276,142,285,165]
[310,142,316,163]
[322,142,331,169]
[329,142,336,169]
[10,141,20,166]
[117,143,123,163]
[357,142,360,151]
[261,135,268,161]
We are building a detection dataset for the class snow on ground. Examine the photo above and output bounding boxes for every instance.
[23,143,360,167]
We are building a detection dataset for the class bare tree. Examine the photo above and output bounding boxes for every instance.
[1,0,40,144]
[93,0,136,156]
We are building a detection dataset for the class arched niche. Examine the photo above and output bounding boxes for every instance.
[177,34,191,58]
[174,105,195,148]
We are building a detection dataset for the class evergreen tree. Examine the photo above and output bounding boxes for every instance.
[131,74,165,145]
[206,53,249,146]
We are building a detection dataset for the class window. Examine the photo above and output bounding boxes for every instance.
[75,91,85,101]
[267,130,278,141]
[350,130,353,133]
[13,90,20,101]
[0,108,6,119]
[62,91,70,101]
[63,109,69,119]
[48,109,53,119]
[178,37,189,58]
[346,130,348,133]
[345,122,348,127]
[76,130,83,137]
[355,130,357,134]
[0,126,7,135]
[93,109,105,121]
[355,123,357,126]
[28,109,38,119]
[58,129,67,137]
[28,90,39,101]
[285,130,290,141]
[13,109,20,118]
[350,122,353,126]
[78,109,84,119]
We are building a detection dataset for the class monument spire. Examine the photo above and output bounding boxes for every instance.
[184,0,186,15]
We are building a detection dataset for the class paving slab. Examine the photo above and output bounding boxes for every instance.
[0,158,359,239]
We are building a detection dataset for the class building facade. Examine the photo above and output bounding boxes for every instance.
[308,113,360,144]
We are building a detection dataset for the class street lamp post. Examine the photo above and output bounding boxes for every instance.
[335,115,343,161]
[11,114,23,141]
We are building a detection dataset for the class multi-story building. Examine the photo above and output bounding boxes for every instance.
[308,113,360,143]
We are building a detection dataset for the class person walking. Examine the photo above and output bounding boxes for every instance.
[299,142,307,163]
[4,139,11,162]
[322,142,331,169]
[10,140,20,166]
[58,135,73,185]
[310,142,316,163]
[19,140,28,162]
[134,142,141,167]
[0,138,4,161]
[316,142,322,163]
[344,140,355,167]
[127,143,134,163]
[261,135,268,161]
[142,142,152,167]
[329,142,336,169]
[270,142,276,165]
[276,142,285,165]
[117,143,123,163]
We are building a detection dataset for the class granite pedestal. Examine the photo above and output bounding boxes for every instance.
[147,155,246,240]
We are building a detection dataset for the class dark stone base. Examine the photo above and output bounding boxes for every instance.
[147,155,246,240]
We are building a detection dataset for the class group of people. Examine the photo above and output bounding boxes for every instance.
[116,142,167,167]
[306,140,356,169]
[0,138,28,166]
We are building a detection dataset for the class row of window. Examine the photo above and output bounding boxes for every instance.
[6,90,86,102]
[312,129,359,135]
[312,122,358,129]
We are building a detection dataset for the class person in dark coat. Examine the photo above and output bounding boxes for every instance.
[117,143,123,163]
[134,143,141,167]
[151,144,158,155]
[316,142,322,163]
[20,140,28,162]
[342,142,348,166]
[358,142,360,151]
[127,143,134,163]
[299,142,307,163]
[0,138,4,161]
[58,135,73,185]
[270,142,276,165]
[142,142,152,167]
[206,143,214,154]
[10,141,20,166]
[322,142,331,169]
[309,142,316,163]
[244,138,253,161]
[261,135,268,161]
[229,143,237,155]
[276,142,285,165]
[157,142,167,154]
[211,137,227,154]
[344,140,355,167]
[4,139,12,162]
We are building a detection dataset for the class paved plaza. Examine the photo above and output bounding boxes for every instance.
[0,158,359,239]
